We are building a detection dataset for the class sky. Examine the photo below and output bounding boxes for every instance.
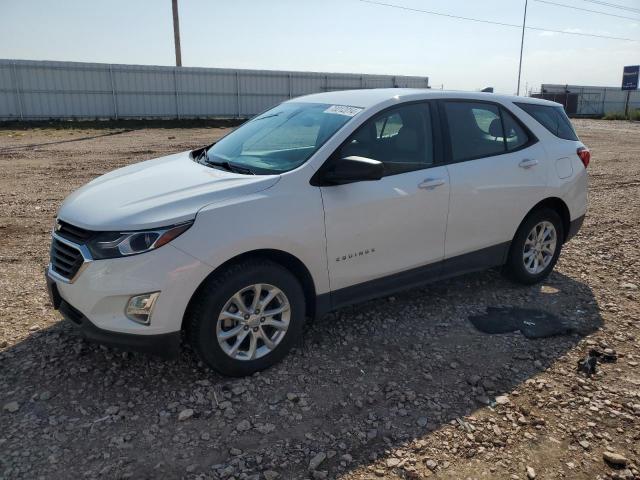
[0,0,638,94]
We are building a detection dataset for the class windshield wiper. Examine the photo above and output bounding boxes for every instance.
[196,146,255,175]
[196,148,208,163]
[253,113,281,121]
[206,159,255,175]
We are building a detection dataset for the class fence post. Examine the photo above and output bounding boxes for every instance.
[360,75,363,89]
[600,89,606,116]
[624,90,631,118]
[577,87,581,115]
[288,73,292,99]
[174,68,180,120]
[109,65,118,120]
[236,71,241,118]
[11,61,24,120]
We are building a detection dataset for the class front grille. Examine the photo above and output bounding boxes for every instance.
[50,238,84,280]
[56,220,93,243]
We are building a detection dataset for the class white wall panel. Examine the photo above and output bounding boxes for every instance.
[0,59,429,120]
[541,84,640,116]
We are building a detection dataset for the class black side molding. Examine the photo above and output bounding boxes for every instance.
[315,242,510,316]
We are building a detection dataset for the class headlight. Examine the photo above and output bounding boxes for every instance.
[87,221,193,259]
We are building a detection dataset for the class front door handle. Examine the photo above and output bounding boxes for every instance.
[418,178,446,190]
[519,158,539,169]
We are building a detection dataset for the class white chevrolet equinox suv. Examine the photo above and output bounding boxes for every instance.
[46,89,589,376]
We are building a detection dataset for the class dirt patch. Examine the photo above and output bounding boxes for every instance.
[0,120,639,479]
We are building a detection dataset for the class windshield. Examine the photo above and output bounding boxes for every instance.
[203,102,362,174]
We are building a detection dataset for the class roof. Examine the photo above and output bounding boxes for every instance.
[291,88,560,109]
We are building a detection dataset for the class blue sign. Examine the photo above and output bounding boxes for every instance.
[622,65,639,90]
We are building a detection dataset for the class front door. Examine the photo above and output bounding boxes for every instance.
[320,102,450,298]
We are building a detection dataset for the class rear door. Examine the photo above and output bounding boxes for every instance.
[441,100,549,263]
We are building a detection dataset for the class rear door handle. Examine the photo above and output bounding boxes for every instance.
[519,159,539,169]
[418,178,446,190]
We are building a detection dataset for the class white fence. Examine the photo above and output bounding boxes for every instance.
[0,59,429,121]
[537,84,640,117]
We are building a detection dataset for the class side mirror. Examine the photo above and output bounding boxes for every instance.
[317,156,384,186]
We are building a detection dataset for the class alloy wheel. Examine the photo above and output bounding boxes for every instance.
[216,283,290,361]
[522,220,557,274]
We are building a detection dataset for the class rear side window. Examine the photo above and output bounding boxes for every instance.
[443,101,536,162]
[515,103,578,141]
[443,102,505,161]
[502,109,529,151]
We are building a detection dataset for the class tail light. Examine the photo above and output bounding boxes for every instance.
[577,147,590,168]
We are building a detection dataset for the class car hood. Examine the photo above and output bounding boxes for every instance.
[58,151,280,230]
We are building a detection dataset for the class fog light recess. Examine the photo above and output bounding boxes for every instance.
[125,292,160,325]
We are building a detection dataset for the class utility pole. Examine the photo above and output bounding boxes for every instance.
[172,0,182,67]
[516,0,528,96]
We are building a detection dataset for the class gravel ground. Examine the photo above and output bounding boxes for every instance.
[0,120,638,480]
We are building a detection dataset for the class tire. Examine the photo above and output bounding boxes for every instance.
[504,208,564,285]
[187,259,306,377]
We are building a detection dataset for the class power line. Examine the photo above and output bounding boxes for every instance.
[357,0,529,28]
[535,0,640,20]
[578,0,640,14]
[356,0,639,42]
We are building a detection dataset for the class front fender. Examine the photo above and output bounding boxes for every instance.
[171,180,329,296]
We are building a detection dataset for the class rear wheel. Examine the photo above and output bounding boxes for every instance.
[504,208,564,285]
[187,259,305,376]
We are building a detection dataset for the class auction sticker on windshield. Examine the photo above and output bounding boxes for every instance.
[324,105,363,117]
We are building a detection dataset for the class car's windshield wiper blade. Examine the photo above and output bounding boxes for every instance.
[253,113,281,121]
[196,148,208,163]
[206,159,254,175]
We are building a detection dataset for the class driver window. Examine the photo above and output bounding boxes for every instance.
[338,103,433,176]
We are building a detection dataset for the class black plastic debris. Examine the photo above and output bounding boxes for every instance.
[468,307,574,339]
[577,350,599,376]
[577,348,617,377]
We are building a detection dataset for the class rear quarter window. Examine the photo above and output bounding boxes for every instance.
[515,102,578,141]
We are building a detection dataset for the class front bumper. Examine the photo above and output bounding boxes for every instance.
[47,273,180,357]
[46,241,213,355]
[45,272,180,358]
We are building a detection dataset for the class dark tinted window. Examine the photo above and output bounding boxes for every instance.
[444,102,505,161]
[502,108,529,151]
[515,103,578,141]
[339,103,433,176]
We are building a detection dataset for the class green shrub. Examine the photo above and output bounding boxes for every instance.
[603,110,640,121]
[603,112,627,120]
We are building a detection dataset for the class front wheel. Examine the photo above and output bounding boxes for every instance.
[187,259,306,376]
[504,208,564,285]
